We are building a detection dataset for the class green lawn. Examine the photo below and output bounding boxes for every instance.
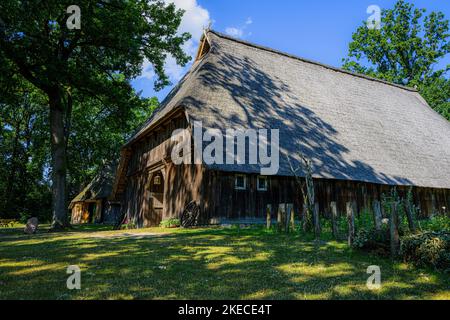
[0,225,448,300]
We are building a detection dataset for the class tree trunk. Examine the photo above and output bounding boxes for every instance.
[330,201,339,239]
[49,90,70,230]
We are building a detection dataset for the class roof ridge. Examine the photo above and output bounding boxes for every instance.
[208,30,418,93]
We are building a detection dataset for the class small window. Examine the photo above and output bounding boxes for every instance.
[235,174,246,190]
[154,176,161,185]
[257,176,268,191]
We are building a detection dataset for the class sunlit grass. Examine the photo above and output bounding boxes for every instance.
[0,224,448,300]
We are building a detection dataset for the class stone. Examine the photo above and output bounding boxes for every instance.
[24,217,38,234]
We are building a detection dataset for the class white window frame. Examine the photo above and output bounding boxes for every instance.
[235,174,247,190]
[257,176,268,191]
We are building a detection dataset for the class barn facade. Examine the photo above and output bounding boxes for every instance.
[111,30,450,227]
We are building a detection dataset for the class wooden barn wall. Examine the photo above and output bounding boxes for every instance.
[199,171,450,222]
[122,113,202,227]
[120,109,449,226]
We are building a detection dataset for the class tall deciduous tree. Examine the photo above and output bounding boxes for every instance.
[0,0,191,229]
[343,0,450,120]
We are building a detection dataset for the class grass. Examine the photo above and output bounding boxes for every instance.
[0,224,449,300]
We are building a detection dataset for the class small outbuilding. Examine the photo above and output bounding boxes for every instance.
[70,164,121,225]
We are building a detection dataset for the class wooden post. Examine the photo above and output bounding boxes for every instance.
[302,204,308,233]
[346,201,355,246]
[286,203,293,232]
[289,204,295,231]
[372,200,382,231]
[390,201,400,257]
[330,201,339,239]
[431,193,437,216]
[313,202,321,239]
[277,203,282,231]
[278,203,286,232]
[266,204,272,229]
[405,201,416,233]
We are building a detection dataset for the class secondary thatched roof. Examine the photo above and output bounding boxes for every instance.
[126,30,450,189]
[70,163,117,208]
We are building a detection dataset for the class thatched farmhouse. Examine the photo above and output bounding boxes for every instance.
[110,30,450,227]
[70,164,121,225]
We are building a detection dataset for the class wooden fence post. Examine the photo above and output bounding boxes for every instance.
[372,200,382,231]
[390,201,400,257]
[285,203,293,232]
[302,204,308,233]
[313,202,321,239]
[278,203,286,232]
[277,204,282,231]
[289,204,295,231]
[346,201,355,246]
[330,201,339,239]
[405,201,417,233]
[266,204,272,229]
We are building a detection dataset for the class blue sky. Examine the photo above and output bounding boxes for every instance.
[132,0,450,101]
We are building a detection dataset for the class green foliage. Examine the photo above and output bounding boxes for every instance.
[401,231,450,271]
[0,86,52,222]
[159,218,181,228]
[0,0,191,226]
[418,215,450,232]
[343,0,450,120]
[121,221,137,230]
[353,228,390,256]
[66,95,157,201]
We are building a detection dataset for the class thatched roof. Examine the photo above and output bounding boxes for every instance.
[70,163,116,207]
[126,30,450,189]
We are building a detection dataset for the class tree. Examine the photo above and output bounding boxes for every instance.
[0,83,51,222]
[343,0,450,120]
[0,0,191,229]
[66,94,158,201]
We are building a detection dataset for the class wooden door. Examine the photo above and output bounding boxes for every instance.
[145,171,164,226]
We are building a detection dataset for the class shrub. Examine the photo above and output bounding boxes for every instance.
[159,218,181,228]
[417,215,450,232]
[352,228,390,256]
[401,231,450,271]
[19,212,32,224]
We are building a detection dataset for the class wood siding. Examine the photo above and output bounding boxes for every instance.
[119,111,450,227]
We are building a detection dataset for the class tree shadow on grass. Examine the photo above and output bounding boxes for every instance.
[0,228,448,300]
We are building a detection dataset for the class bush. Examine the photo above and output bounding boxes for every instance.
[401,231,450,271]
[417,215,450,232]
[352,228,390,256]
[159,218,180,228]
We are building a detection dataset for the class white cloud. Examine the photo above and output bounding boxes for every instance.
[225,27,244,38]
[225,17,253,39]
[139,0,210,82]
